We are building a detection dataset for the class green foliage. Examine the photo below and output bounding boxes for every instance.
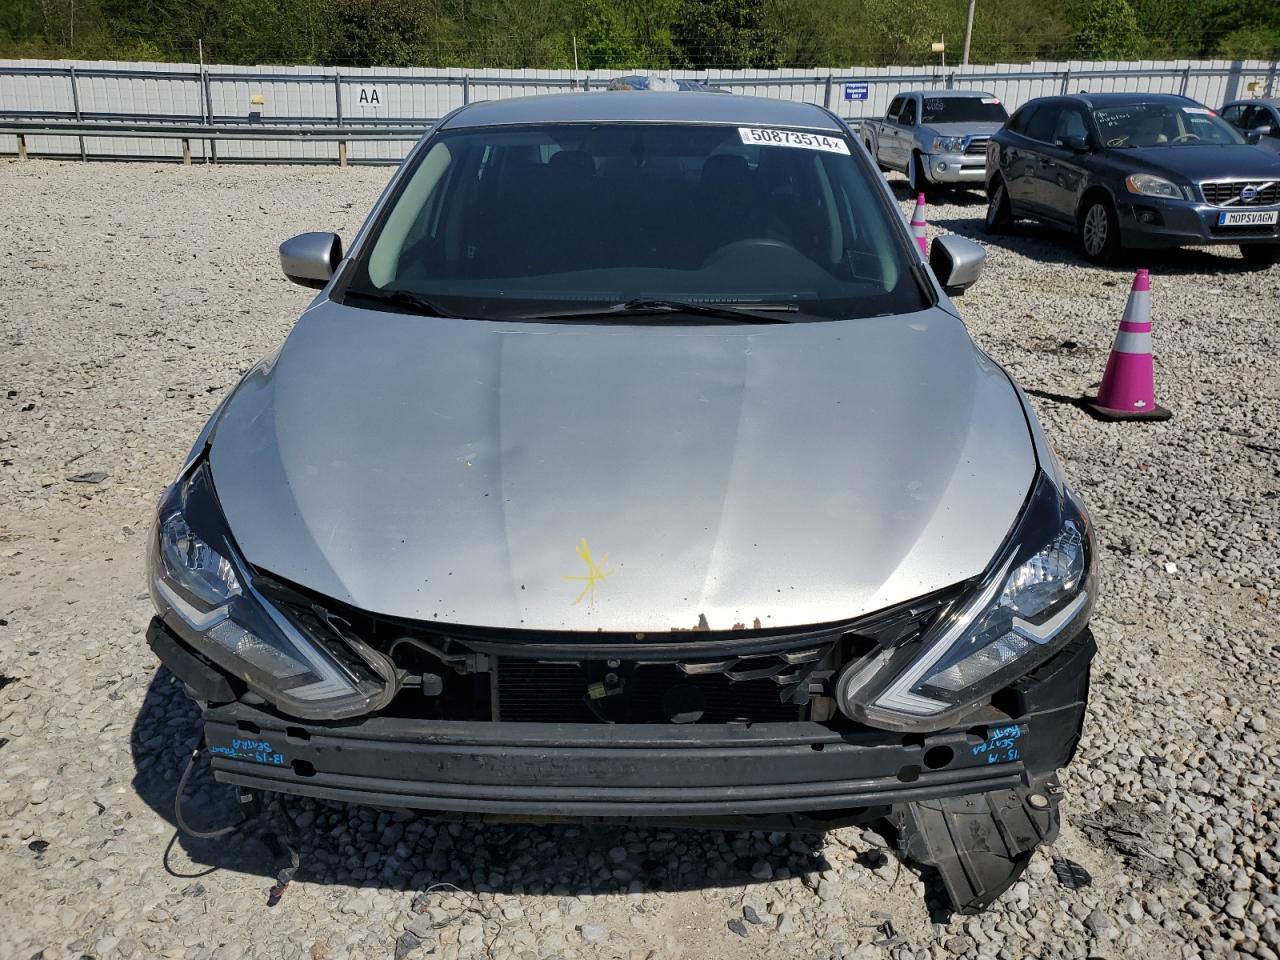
[577,0,638,68]
[1073,0,1145,59]
[673,0,781,68]
[0,0,1275,66]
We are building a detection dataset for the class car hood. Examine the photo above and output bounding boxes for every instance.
[923,121,1007,139]
[208,301,1035,633]
[1124,144,1280,182]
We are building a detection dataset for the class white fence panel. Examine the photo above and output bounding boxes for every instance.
[2,56,1276,162]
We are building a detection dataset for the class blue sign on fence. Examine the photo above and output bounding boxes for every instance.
[844,82,869,101]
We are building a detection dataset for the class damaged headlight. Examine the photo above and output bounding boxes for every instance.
[149,462,394,719]
[837,473,1094,730]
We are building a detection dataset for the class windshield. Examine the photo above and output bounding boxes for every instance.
[1093,102,1245,148]
[341,122,926,322]
[919,96,1008,124]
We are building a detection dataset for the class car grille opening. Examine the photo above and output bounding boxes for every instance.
[965,137,989,156]
[1201,181,1280,206]
[254,571,965,725]
[495,659,802,724]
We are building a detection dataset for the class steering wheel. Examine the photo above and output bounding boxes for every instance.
[1171,132,1201,143]
[703,237,797,267]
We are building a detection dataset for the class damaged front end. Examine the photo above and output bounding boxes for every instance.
[147,456,1095,915]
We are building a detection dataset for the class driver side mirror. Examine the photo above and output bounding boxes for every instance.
[280,231,343,289]
[1056,134,1091,153]
[1246,126,1272,143]
[930,235,985,296]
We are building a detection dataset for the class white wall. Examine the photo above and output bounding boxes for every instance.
[1,57,1276,162]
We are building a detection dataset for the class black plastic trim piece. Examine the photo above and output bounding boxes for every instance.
[146,617,237,703]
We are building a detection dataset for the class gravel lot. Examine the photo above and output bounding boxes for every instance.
[0,158,1277,960]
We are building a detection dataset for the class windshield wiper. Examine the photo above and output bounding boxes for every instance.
[341,288,460,318]
[520,298,798,324]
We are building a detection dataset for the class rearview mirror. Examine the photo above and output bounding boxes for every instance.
[930,235,985,296]
[1057,134,1091,153]
[280,232,343,289]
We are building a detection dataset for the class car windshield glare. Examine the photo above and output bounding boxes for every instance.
[343,122,925,322]
[919,96,1008,124]
[1093,102,1245,148]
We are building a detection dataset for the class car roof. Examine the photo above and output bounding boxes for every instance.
[1030,92,1198,109]
[1222,97,1280,108]
[439,91,843,131]
[895,89,998,99]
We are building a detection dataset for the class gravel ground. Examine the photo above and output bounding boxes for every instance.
[0,159,1277,960]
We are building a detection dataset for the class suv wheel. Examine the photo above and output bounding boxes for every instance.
[985,179,1013,235]
[1079,197,1120,263]
[907,151,931,197]
[1241,244,1280,266]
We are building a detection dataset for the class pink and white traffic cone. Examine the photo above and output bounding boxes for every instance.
[910,193,928,257]
[1084,268,1172,422]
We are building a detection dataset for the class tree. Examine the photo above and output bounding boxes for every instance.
[673,0,781,68]
[1073,0,1144,59]
[575,0,637,68]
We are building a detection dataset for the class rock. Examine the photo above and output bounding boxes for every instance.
[743,904,765,925]
[1225,892,1249,920]
[339,891,375,917]
[750,860,774,881]
[28,778,50,804]
[580,923,606,943]
[394,931,425,960]
[727,919,748,938]
[817,878,840,902]
[1086,909,1121,941]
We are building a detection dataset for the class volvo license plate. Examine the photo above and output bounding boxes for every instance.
[1217,210,1278,226]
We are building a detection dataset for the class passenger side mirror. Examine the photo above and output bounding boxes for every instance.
[930,235,985,296]
[1057,134,1091,153]
[280,232,343,289]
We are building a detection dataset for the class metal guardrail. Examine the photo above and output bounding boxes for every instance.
[0,65,594,163]
[0,119,435,165]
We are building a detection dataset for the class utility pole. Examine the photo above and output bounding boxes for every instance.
[962,0,976,67]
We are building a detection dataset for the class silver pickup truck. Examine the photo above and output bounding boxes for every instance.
[862,89,1009,194]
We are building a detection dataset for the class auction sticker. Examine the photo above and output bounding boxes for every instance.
[738,127,850,154]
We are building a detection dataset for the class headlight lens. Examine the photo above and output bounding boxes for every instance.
[149,463,395,719]
[931,135,966,153]
[838,473,1094,730]
[1125,174,1184,199]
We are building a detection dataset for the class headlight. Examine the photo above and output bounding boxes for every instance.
[1125,174,1184,199]
[931,135,966,153]
[837,473,1094,731]
[149,462,395,719]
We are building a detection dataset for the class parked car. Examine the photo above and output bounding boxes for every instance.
[861,89,1009,194]
[606,74,720,92]
[147,91,1097,914]
[1220,97,1280,153]
[985,92,1280,264]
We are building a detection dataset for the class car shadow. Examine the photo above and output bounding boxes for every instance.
[927,211,1270,276]
[130,668,858,903]
[882,175,1272,275]
[888,180,988,209]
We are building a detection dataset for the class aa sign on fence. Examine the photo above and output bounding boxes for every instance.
[356,87,383,109]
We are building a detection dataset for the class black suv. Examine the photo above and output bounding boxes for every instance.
[984,93,1280,264]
